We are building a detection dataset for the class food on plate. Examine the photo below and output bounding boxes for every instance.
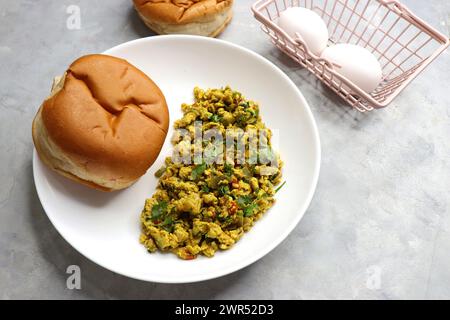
[140,86,284,260]
[321,43,383,93]
[132,0,234,37]
[277,7,329,56]
[32,54,169,191]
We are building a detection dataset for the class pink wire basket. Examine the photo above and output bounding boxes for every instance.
[252,0,449,112]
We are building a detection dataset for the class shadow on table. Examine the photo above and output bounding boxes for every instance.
[264,47,381,126]
[27,164,245,299]
[128,5,157,38]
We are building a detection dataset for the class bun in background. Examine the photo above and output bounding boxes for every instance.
[133,0,234,37]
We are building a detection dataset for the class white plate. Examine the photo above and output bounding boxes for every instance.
[33,35,321,283]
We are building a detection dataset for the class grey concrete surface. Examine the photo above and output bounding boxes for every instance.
[1,0,449,299]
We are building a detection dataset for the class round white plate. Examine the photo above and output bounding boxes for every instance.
[33,35,321,283]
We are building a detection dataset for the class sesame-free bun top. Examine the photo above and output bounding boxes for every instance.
[32,54,169,191]
[133,0,234,37]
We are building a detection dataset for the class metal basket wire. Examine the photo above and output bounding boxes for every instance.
[252,0,449,112]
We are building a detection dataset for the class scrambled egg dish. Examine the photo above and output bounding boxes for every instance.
[140,86,284,260]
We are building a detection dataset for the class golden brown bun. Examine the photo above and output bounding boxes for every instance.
[32,54,169,191]
[133,0,234,37]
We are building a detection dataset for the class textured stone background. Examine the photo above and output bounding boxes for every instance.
[0,0,449,299]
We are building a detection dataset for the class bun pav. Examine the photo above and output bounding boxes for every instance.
[32,54,169,191]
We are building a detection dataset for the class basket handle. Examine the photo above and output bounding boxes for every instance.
[378,0,449,44]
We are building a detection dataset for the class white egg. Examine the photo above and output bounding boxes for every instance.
[277,7,329,56]
[321,44,382,93]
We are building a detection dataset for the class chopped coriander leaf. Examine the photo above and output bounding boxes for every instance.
[224,216,234,224]
[161,216,174,232]
[191,163,207,180]
[236,195,252,208]
[209,114,222,122]
[275,181,286,193]
[219,185,230,196]
[161,216,173,225]
[201,185,210,193]
[151,200,168,220]
[235,114,249,127]
[244,203,259,217]
[239,101,250,108]
[224,163,233,177]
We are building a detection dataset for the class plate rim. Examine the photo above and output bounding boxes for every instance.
[33,35,321,283]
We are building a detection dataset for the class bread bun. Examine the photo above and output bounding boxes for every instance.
[32,54,169,191]
[133,0,233,37]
